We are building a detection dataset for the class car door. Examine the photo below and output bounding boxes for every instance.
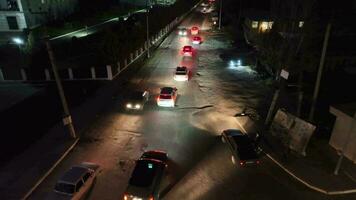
[73,179,84,200]
[81,171,95,200]
[227,135,238,158]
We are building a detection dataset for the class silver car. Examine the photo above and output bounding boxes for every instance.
[48,162,100,200]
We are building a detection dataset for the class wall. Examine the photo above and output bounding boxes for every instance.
[329,106,356,163]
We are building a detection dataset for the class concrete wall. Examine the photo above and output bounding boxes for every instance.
[329,106,356,163]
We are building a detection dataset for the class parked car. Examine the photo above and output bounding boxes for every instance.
[182,45,193,57]
[125,90,150,110]
[221,129,260,166]
[191,26,199,35]
[174,66,189,81]
[49,162,100,200]
[192,36,202,44]
[157,87,178,107]
[123,150,168,200]
[177,27,188,36]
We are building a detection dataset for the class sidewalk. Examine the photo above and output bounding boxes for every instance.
[261,126,356,194]
[0,58,144,199]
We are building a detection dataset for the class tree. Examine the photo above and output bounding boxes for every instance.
[100,28,121,67]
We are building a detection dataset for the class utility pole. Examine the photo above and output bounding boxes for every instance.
[218,0,222,30]
[146,0,150,58]
[45,38,76,139]
[308,23,332,122]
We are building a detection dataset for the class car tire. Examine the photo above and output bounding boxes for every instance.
[231,156,236,165]
[221,136,226,143]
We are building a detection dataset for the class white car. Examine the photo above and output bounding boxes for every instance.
[157,87,178,107]
[49,162,100,200]
[174,66,189,81]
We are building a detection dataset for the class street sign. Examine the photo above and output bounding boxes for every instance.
[280,69,289,80]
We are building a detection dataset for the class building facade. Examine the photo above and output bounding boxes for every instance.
[0,0,78,32]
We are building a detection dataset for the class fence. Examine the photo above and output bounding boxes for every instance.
[0,2,198,83]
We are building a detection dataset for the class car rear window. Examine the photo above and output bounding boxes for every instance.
[176,71,187,75]
[184,47,191,51]
[129,160,160,187]
[160,95,172,99]
[55,182,75,194]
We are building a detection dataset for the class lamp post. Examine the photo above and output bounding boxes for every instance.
[218,0,222,30]
[146,0,150,58]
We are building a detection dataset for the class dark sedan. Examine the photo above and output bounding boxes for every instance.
[221,129,260,166]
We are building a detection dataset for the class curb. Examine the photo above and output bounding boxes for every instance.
[21,138,80,200]
[234,117,356,195]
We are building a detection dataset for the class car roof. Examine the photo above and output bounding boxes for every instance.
[129,159,165,187]
[161,87,174,94]
[59,166,88,184]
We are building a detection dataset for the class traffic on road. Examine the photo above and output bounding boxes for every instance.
[27,1,352,200]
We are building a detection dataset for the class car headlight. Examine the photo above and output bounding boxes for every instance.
[126,103,132,108]
[135,104,141,109]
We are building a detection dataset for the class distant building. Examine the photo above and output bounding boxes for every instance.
[120,0,176,6]
[0,0,78,32]
[242,9,275,46]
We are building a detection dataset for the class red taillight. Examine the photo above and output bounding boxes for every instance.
[123,193,128,200]
[157,96,160,101]
[239,161,245,166]
[149,195,154,200]
[256,160,260,164]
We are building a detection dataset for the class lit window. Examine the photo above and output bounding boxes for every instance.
[268,21,273,29]
[299,21,304,28]
[260,21,269,32]
[251,21,258,28]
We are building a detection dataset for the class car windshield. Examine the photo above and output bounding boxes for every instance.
[129,160,160,187]
[129,92,144,100]
[54,182,75,194]
[142,152,167,162]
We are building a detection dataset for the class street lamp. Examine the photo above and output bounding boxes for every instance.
[12,37,24,45]
[146,0,150,58]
